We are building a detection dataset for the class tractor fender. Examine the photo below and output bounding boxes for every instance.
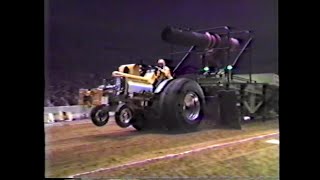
[154,79,174,94]
[114,103,127,113]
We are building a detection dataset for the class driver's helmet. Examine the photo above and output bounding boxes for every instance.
[157,59,166,68]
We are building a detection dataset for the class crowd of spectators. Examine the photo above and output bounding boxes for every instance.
[44,72,106,107]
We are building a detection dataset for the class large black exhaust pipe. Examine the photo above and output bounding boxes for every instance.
[161,26,240,50]
[161,26,222,49]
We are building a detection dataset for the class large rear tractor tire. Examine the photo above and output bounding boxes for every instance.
[131,110,155,131]
[90,104,110,127]
[131,117,147,131]
[159,78,205,132]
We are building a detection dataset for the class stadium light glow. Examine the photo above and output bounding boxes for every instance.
[226,65,233,70]
[203,66,209,72]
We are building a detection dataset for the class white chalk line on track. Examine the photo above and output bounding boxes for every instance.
[68,132,279,178]
[266,139,280,145]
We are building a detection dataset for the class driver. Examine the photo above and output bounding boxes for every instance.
[157,59,173,79]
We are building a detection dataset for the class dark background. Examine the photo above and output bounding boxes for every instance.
[46,0,277,76]
[44,0,278,105]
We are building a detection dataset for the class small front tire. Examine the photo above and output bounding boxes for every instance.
[90,104,110,127]
[115,104,134,128]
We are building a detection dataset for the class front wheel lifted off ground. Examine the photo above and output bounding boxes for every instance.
[115,104,134,128]
[90,104,110,127]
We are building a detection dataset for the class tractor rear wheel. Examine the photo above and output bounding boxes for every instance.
[159,78,205,132]
[131,118,146,131]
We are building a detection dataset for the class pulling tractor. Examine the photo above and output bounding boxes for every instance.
[85,26,279,132]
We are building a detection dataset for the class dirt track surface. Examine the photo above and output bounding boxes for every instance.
[45,118,279,178]
[78,136,279,178]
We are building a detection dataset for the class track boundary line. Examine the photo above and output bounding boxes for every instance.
[68,132,279,178]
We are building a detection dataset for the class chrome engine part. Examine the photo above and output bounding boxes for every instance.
[127,81,153,94]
